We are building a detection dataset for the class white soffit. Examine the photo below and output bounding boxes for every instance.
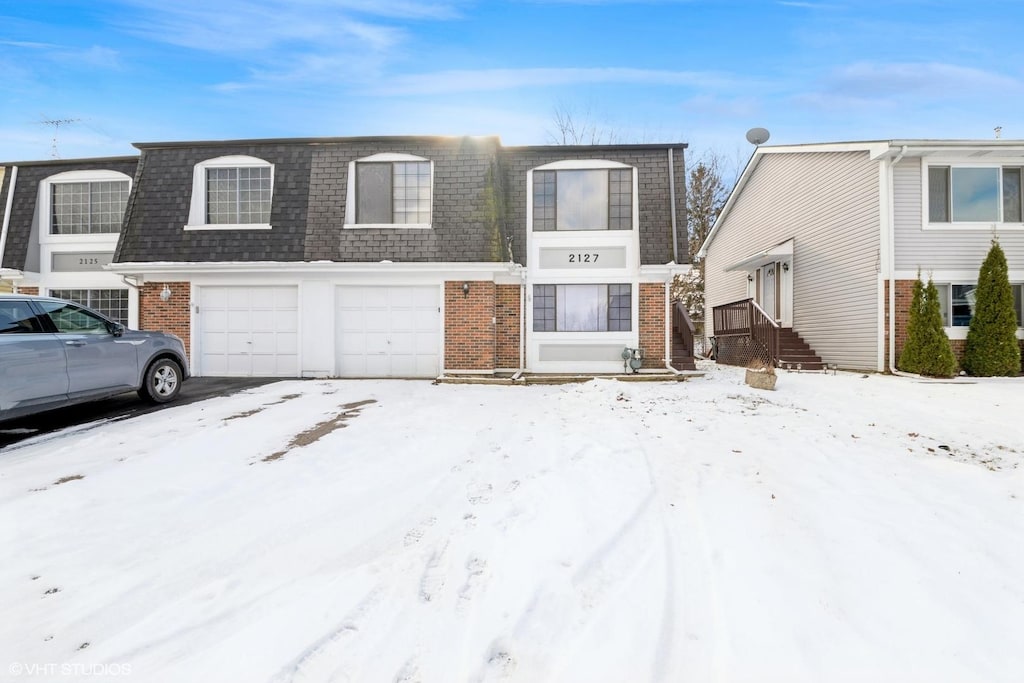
[724,238,794,272]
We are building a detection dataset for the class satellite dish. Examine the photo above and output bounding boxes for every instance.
[746,127,771,145]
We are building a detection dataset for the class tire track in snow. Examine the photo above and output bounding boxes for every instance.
[270,586,385,683]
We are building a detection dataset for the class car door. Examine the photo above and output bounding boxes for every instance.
[0,299,69,415]
[34,299,139,397]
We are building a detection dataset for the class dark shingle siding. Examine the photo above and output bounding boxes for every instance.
[1,159,138,270]
[305,137,502,262]
[498,147,686,266]
[98,136,683,267]
[116,144,312,263]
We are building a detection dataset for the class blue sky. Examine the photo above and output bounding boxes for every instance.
[2,0,1024,163]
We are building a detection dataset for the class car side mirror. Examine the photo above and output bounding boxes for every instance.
[109,322,126,337]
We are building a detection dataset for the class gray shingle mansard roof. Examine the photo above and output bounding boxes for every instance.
[0,157,138,271]
[2,136,688,269]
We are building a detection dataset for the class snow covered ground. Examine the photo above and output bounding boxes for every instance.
[1,363,1022,683]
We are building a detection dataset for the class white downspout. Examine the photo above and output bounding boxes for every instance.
[664,281,676,373]
[519,268,526,374]
[0,165,18,270]
[887,146,907,373]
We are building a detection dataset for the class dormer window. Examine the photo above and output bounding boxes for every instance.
[52,180,129,235]
[533,167,632,231]
[206,166,271,225]
[186,155,274,230]
[345,153,433,228]
[40,170,132,236]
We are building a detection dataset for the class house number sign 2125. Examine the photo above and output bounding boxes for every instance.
[568,253,599,264]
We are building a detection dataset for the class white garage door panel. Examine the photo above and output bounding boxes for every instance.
[199,286,299,377]
[336,285,440,378]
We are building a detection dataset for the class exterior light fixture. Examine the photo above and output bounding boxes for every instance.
[160,285,172,302]
[747,274,754,282]
[462,282,470,298]
[782,262,790,272]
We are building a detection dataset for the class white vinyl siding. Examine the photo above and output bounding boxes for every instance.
[894,157,1024,270]
[704,151,880,370]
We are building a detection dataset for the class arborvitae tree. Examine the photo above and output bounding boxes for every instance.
[898,277,926,373]
[963,240,1021,376]
[899,274,958,377]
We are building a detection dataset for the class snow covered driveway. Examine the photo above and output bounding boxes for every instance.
[1,365,1022,682]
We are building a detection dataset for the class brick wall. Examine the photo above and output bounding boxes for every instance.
[495,284,521,369]
[639,283,666,369]
[14,286,38,295]
[140,282,191,357]
[444,280,495,371]
[888,279,1022,369]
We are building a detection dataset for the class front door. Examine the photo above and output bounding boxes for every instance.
[758,262,780,322]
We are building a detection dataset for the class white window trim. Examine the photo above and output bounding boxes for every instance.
[39,170,132,245]
[921,160,1024,231]
[344,153,433,230]
[527,161,639,233]
[185,155,274,231]
[933,280,1024,339]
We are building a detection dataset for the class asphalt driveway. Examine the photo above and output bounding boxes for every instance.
[0,377,280,450]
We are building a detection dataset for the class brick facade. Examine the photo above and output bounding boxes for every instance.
[140,282,191,357]
[887,279,1022,369]
[444,280,496,371]
[14,286,38,295]
[638,283,667,369]
[495,284,521,369]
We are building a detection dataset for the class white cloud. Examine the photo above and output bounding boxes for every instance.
[829,61,1020,96]
[362,67,735,96]
[112,0,457,52]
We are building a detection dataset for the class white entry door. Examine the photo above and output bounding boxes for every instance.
[198,286,299,376]
[760,263,779,321]
[336,286,440,377]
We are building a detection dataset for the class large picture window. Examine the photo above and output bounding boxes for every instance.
[934,282,1024,327]
[533,168,632,231]
[928,166,1024,223]
[49,288,129,326]
[532,284,631,332]
[356,161,431,225]
[51,180,129,234]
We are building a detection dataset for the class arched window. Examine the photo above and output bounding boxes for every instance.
[186,155,273,230]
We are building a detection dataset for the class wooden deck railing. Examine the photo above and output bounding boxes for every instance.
[710,298,779,367]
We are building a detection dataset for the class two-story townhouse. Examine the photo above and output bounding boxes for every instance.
[1,136,692,378]
[0,156,139,323]
[699,139,1024,372]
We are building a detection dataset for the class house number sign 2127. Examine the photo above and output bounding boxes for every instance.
[567,253,599,264]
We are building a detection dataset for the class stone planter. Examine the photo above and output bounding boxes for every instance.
[745,368,777,391]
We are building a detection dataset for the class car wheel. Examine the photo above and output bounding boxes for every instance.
[139,358,182,404]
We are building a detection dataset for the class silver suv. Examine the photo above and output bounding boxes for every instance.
[0,294,189,423]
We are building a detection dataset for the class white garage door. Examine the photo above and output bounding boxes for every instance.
[336,286,440,377]
[198,286,299,377]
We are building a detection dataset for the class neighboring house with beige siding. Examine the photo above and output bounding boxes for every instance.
[699,140,1024,372]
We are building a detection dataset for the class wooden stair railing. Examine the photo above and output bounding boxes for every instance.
[710,297,779,367]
